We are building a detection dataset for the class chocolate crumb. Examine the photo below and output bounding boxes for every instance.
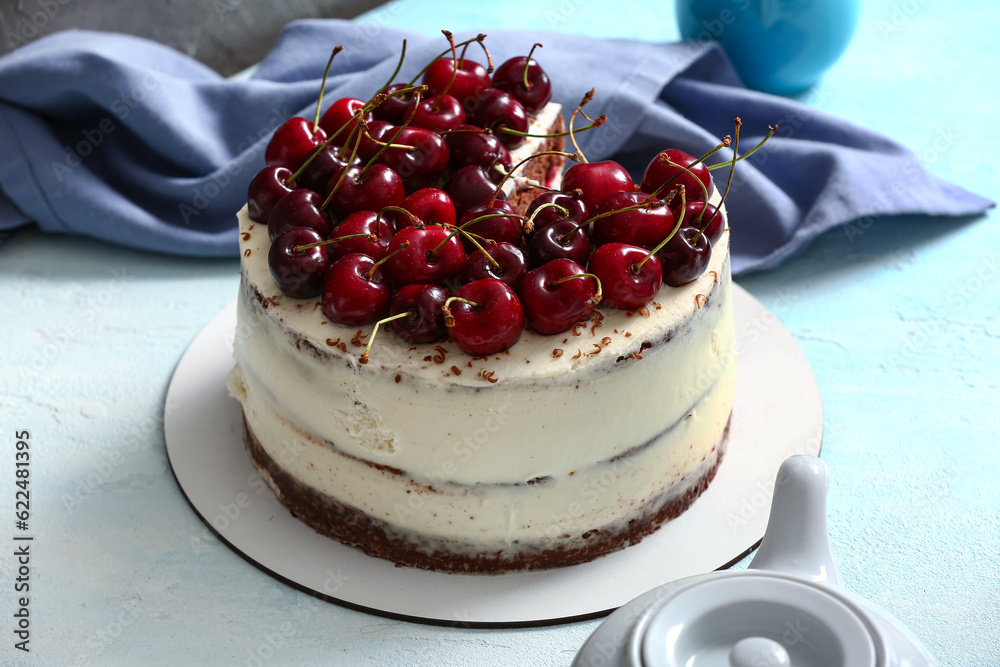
[601,336,612,346]
[394,374,402,384]
[244,248,251,257]
[241,232,251,241]
[695,294,707,309]
[450,365,462,376]
[552,348,564,358]
[351,330,364,347]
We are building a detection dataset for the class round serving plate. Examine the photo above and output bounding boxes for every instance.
[164,284,822,627]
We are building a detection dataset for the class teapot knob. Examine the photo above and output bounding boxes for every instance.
[729,637,791,667]
[749,455,840,586]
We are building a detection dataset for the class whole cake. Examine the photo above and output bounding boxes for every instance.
[227,37,743,573]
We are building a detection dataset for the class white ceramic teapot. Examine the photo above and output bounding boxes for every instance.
[571,455,939,667]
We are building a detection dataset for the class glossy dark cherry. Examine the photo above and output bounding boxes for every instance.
[267,227,329,299]
[325,163,405,221]
[296,143,357,195]
[404,94,467,133]
[445,279,524,356]
[527,218,591,268]
[445,125,512,176]
[247,165,295,223]
[655,226,712,287]
[422,58,491,113]
[470,88,529,149]
[588,242,663,309]
[388,283,450,344]
[458,199,523,248]
[382,225,466,287]
[524,190,589,234]
[561,160,635,213]
[267,189,333,241]
[376,126,450,190]
[519,259,598,335]
[682,200,725,245]
[324,210,393,262]
[491,56,552,115]
[461,241,528,291]
[357,120,396,163]
[372,82,418,124]
[640,149,713,201]
[393,187,457,229]
[264,116,328,171]
[592,191,675,250]
[321,253,391,326]
[318,97,372,144]
[445,165,507,218]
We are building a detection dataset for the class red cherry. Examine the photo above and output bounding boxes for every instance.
[267,189,333,241]
[372,83,419,124]
[357,120,396,162]
[656,227,712,287]
[445,165,508,218]
[247,165,295,223]
[470,88,529,149]
[326,163,405,221]
[324,210,392,262]
[491,53,552,115]
[561,160,635,213]
[296,143,358,195]
[524,190,589,234]
[527,218,591,268]
[265,117,328,171]
[519,259,598,335]
[267,227,329,299]
[392,188,456,230]
[382,225,466,287]
[318,97,372,143]
[388,284,451,344]
[376,126,450,191]
[404,94,467,133]
[321,253,391,326]
[591,191,675,250]
[682,201,725,245]
[461,241,528,291]
[458,199,523,248]
[588,242,662,309]
[422,58,491,113]
[444,279,524,356]
[640,149,712,202]
[444,125,512,176]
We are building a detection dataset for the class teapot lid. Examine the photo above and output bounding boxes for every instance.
[637,571,882,667]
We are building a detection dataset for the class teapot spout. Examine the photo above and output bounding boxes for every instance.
[749,454,841,587]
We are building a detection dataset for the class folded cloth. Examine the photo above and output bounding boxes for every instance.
[0,20,992,272]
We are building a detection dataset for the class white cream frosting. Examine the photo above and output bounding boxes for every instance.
[228,126,737,557]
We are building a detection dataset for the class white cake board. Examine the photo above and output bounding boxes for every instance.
[164,284,822,627]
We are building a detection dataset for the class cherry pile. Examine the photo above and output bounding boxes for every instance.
[247,34,772,359]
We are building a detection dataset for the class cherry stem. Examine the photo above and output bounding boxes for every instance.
[293,232,378,253]
[377,205,421,228]
[488,150,577,207]
[359,311,412,364]
[442,296,479,327]
[637,186,687,271]
[319,127,362,212]
[528,201,569,225]
[692,117,741,241]
[407,33,488,87]
[320,119,364,211]
[430,212,527,256]
[567,88,596,164]
[285,107,365,185]
[648,136,730,200]
[439,30,460,99]
[365,240,409,280]
[313,46,344,134]
[454,229,501,269]
[498,115,605,139]
[522,43,542,90]
[707,123,776,171]
[377,39,407,94]
[558,196,666,243]
[362,90,422,172]
[549,272,603,306]
[661,158,710,214]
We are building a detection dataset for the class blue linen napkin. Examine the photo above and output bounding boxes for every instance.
[0,19,992,273]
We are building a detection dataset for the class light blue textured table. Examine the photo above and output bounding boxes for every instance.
[2,1,998,665]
